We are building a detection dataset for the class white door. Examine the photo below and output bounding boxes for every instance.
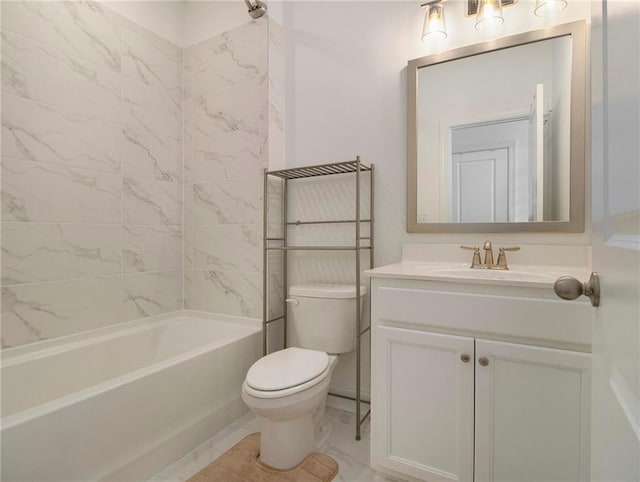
[590,1,640,480]
[372,326,474,482]
[474,340,591,482]
[451,148,509,223]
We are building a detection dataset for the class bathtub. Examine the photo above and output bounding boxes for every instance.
[1,311,262,482]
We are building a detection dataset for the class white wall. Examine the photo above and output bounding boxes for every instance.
[183,1,248,47]
[103,0,284,48]
[102,0,184,45]
[183,0,284,47]
[283,0,591,268]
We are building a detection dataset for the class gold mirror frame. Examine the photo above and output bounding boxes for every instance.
[407,21,586,233]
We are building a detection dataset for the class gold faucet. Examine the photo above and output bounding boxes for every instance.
[483,240,494,268]
[460,241,520,270]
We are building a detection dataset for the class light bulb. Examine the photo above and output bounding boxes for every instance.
[421,3,447,42]
[534,0,568,16]
[475,0,504,31]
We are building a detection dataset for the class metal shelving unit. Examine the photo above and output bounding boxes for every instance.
[262,156,374,441]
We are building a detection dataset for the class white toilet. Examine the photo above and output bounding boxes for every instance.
[241,283,366,469]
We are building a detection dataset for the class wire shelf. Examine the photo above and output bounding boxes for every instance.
[265,245,372,251]
[266,160,372,180]
[263,155,374,441]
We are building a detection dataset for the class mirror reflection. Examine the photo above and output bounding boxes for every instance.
[416,35,572,224]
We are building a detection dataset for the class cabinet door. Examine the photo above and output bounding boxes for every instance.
[474,340,591,482]
[372,326,474,482]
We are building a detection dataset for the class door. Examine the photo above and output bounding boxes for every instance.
[590,1,640,481]
[474,340,591,482]
[451,148,509,223]
[372,326,474,482]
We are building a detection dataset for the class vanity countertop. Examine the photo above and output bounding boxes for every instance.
[365,244,592,288]
[364,261,591,289]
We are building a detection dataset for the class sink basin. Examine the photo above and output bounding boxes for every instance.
[402,263,562,285]
[424,267,554,283]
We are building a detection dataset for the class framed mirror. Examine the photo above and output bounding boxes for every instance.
[407,21,586,233]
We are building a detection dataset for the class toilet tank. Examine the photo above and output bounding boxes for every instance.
[288,284,366,354]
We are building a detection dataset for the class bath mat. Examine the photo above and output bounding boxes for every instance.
[186,433,338,482]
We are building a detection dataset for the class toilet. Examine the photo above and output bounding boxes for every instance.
[241,283,366,469]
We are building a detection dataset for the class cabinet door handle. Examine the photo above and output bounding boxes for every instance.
[478,357,489,367]
[461,354,471,363]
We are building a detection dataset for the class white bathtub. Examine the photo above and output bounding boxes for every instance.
[1,311,262,482]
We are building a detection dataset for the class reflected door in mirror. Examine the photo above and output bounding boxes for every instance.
[452,147,509,223]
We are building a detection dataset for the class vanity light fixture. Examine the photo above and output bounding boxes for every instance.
[421,0,448,42]
[421,0,569,43]
[475,0,504,31]
[533,0,568,16]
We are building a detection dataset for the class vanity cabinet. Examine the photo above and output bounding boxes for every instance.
[370,277,592,482]
[474,340,590,482]
[374,326,474,482]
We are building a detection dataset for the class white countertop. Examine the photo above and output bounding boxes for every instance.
[364,244,592,288]
[364,261,591,288]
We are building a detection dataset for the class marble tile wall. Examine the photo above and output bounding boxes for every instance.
[1,3,284,349]
[1,1,183,348]
[183,18,285,330]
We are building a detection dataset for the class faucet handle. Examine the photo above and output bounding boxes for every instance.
[496,246,520,270]
[460,245,482,268]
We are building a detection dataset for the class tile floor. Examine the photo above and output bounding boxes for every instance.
[149,406,403,482]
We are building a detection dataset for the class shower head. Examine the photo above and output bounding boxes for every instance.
[244,0,267,19]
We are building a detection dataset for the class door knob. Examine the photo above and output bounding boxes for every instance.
[553,272,600,307]
[478,357,489,367]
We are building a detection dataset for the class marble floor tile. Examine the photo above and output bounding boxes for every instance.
[149,407,405,482]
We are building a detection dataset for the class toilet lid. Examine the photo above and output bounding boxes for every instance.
[246,347,329,392]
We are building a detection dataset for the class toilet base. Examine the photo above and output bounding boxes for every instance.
[259,415,316,470]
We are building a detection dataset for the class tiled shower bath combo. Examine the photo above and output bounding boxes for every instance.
[1,2,285,480]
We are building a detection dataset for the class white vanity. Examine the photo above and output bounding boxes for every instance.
[366,244,592,482]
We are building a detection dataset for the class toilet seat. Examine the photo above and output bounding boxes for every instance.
[244,347,330,399]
